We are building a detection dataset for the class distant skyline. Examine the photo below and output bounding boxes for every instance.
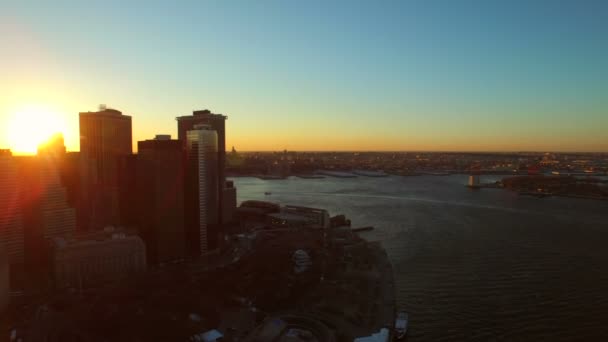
[1,0,607,154]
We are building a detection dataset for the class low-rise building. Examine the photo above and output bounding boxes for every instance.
[268,205,330,229]
[267,212,312,229]
[52,228,146,289]
[237,200,281,224]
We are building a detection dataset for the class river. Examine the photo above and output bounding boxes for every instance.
[231,175,608,341]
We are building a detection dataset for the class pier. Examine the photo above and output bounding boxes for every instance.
[317,170,358,178]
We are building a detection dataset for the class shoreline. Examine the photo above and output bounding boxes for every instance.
[517,191,608,201]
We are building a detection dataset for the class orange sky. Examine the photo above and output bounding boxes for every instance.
[2,2,607,154]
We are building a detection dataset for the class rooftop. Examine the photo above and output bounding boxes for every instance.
[176,109,227,120]
[268,212,312,223]
[154,135,171,141]
[80,108,130,118]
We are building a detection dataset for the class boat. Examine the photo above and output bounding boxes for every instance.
[264,192,272,195]
[394,311,408,340]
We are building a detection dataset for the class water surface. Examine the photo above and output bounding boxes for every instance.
[232,175,608,341]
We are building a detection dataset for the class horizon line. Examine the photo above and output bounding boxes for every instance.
[6,149,608,156]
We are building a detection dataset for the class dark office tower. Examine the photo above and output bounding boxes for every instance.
[19,135,76,288]
[0,246,8,313]
[62,152,83,229]
[222,181,237,224]
[185,125,219,256]
[37,134,76,241]
[118,154,137,228]
[0,150,24,285]
[176,110,227,224]
[137,135,186,264]
[79,106,132,229]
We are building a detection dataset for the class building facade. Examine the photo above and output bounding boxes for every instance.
[38,135,76,241]
[222,181,237,224]
[79,107,132,229]
[15,136,77,288]
[0,150,24,281]
[52,228,146,289]
[177,110,227,224]
[137,136,186,264]
[0,240,10,313]
[267,206,331,229]
[185,125,219,256]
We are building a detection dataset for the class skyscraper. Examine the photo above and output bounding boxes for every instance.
[0,245,8,313]
[0,150,24,281]
[37,135,76,241]
[137,135,186,264]
[79,107,132,229]
[185,125,219,256]
[19,136,76,287]
[177,110,227,224]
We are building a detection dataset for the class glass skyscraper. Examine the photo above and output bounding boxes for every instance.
[185,125,219,256]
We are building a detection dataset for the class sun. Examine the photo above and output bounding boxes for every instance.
[6,104,68,154]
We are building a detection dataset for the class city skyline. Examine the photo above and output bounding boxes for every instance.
[3,2,608,338]
[2,1,608,153]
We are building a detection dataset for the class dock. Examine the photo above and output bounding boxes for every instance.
[295,174,326,179]
[316,170,358,178]
[257,175,286,180]
[352,170,389,177]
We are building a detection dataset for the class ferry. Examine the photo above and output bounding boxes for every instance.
[394,311,409,340]
[264,191,272,195]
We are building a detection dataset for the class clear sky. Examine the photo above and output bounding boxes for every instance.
[1,0,607,153]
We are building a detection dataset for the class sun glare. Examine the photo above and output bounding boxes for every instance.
[6,104,68,154]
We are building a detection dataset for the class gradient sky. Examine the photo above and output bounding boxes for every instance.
[1,0,607,153]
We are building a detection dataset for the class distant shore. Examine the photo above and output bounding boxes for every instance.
[501,175,608,201]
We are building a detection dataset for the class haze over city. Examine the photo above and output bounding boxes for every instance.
[2,0,607,154]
